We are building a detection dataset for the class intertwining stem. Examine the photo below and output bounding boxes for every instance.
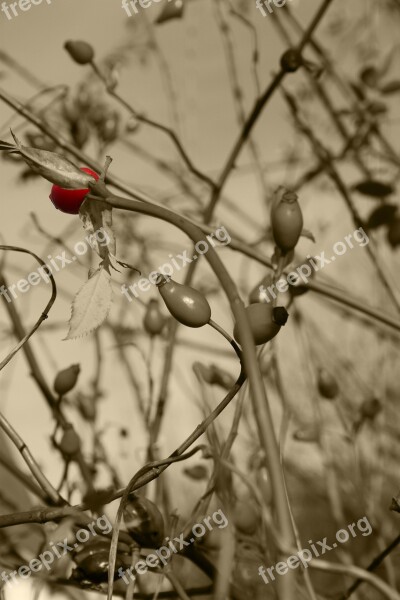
[89,185,297,599]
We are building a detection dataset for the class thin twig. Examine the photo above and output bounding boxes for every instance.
[0,412,64,505]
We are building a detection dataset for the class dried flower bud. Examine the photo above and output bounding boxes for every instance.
[54,364,80,396]
[64,41,95,65]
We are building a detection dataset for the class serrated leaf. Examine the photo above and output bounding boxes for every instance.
[352,179,394,198]
[65,268,112,340]
[300,228,316,243]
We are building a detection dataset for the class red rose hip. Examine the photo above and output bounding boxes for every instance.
[50,167,99,214]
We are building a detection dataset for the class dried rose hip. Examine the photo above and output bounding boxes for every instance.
[156,274,211,328]
[271,190,303,253]
[54,364,80,395]
[64,41,95,65]
[233,305,288,346]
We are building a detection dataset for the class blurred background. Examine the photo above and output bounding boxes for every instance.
[1,0,400,598]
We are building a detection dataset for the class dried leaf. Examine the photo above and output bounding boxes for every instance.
[352,179,394,198]
[65,268,112,340]
[80,197,116,266]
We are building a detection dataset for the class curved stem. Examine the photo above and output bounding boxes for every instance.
[208,319,242,360]
[0,245,57,372]
[86,185,295,600]
[309,559,400,600]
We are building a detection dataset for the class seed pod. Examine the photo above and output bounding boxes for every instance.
[233,304,288,346]
[248,274,274,304]
[280,48,303,73]
[75,550,131,583]
[271,190,303,253]
[54,364,80,395]
[60,426,81,457]
[73,540,131,566]
[156,274,211,328]
[317,368,339,400]
[359,65,380,88]
[64,41,95,65]
[360,397,382,420]
[143,299,166,336]
[77,393,97,422]
[123,495,165,548]
[232,500,260,535]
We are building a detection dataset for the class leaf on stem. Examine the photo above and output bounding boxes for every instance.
[65,267,112,340]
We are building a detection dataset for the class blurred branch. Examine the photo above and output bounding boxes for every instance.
[0,451,49,502]
[282,87,400,315]
[90,62,216,190]
[339,533,400,599]
[0,411,65,505]
[309,559,400,600]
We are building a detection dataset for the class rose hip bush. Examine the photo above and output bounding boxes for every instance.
[0,2,400,600]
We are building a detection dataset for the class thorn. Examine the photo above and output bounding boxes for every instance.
[100,155,112,183]
[10,128,21,147]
